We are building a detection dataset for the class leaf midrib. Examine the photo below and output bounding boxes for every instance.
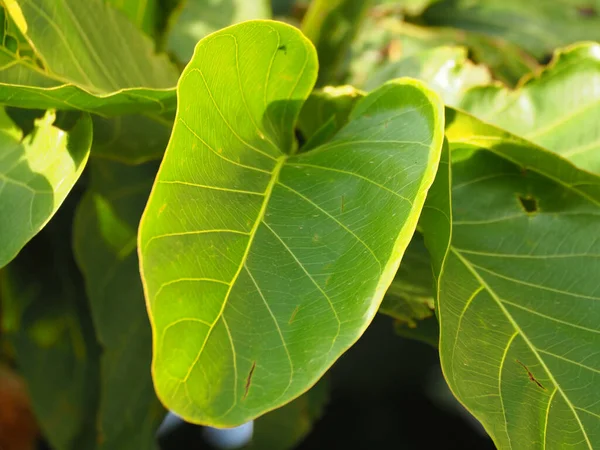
[451,247,593,449]
[180,156,287,383]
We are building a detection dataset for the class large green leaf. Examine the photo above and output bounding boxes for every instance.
[0,109,91,268]
[429,109,600,448]
[302,0,373,86]
[0,208,101,450]
[138,21,444,426]
[73,159,164,449]
[0,0,177,114]
[460,42,600,174]
[365,46,491,106]
[421,0,600,59]
[167,0,271,63]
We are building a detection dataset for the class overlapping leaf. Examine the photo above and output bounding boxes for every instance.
[460,42,600,173]
[139,20,444,426]
[0,109,91,268]
[0,0,177,114]
[74,160,164,449]
[425,109,600,449]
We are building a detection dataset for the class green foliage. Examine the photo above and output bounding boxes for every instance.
[138,21,444,425]
[1,1,600,449]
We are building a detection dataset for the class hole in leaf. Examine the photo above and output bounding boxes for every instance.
[518,195,538,214]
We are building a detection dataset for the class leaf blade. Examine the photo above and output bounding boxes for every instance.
[139,21,444,426]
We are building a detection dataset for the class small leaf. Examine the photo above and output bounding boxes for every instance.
[460,42,600,173]
[297,85,364,150]
[0,109,91,268]
[302,0,373,86]
[246,379,329,450]
[365,46,491,106]
[0,209,101,450]
[74,159,164,450]
[428,109,600,449]
[166,0,271,63]
[139,21,444,426]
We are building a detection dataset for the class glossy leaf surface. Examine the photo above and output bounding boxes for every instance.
[0,109,91,268]
[74,160,164,450]
[429,109,600,449]
[139,21,444,426]
[460,42,600,173]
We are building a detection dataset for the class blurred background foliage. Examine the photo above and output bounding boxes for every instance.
[2,0,600,449]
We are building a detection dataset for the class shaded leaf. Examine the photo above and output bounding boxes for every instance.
[380,232,434,325]
[427,109,600,449]
[108,0,159,37]
[297,85,364,150]
[460,42,600,173]
[167,0,271,64]
[138,21,444,426]
[302,0,373,85]
[421,0,600,59]
[0,109,91,269]
[365,46,491,106]
[91,114,172,164]
[246,378,328,450]
[0,210,101,450]
[0,0,177,114]
[73,159,164,450]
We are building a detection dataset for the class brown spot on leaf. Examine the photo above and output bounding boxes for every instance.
[243,361,256,400]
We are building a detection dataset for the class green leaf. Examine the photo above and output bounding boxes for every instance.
[302,0,373,86]
[430,109,600,448]
[246,378,329,450]
[166,0,271,64]
[0,109,91,269]
[108,0,158,37]
[381,232,438,347]
[365,46,491,106]
[138,20,444,426]
[349,18,537,88]
[73,159,164,449]
[297,85,364,150]
[0,210,101,450]
[459,42,600,173]
[421,0,600,59]
[380,233,434,323]
[0,0,177,114]
[91,114,172,164]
